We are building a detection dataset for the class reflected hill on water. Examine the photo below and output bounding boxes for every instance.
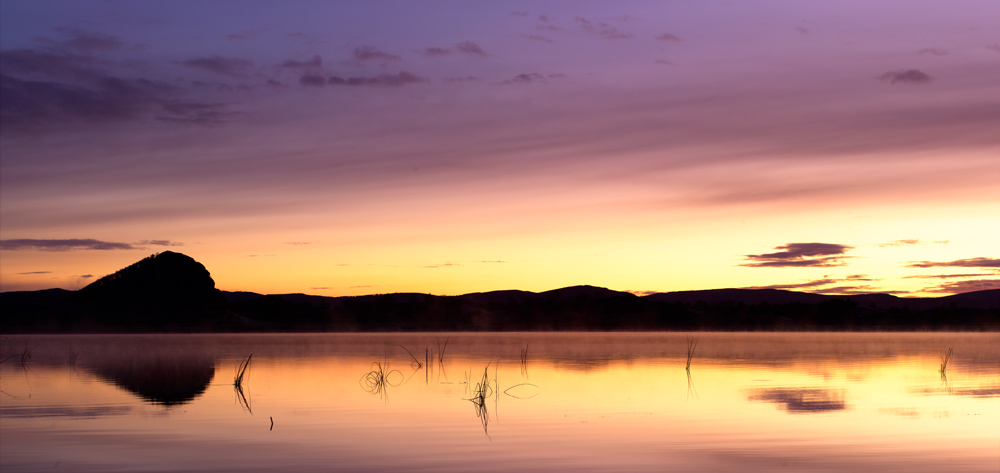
[89,354,216,406]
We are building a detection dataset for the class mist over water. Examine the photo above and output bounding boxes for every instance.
[2,333,997,472]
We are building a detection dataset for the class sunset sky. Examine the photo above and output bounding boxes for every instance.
[1,1,998,297]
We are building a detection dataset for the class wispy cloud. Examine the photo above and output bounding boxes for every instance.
[574,16,632,40]
[905,257,1000,268]
[137,240,183,247]
[16,271,53,275]
[179,56,254,77]
[878,239,922,247]
[327,72,429,86]
[879,69,932,85]
[444,76,480,83]
[157,102,234,124]
[743,279,837,290]
[423,262,460,268]
[524,34,554,43]
[286,32,325,45]
[917,48,949,56]
[299,74,326,86]
[0,238,182,251]
[921,279,1000,293]
[742,243,853,268]
[284,241,311,245]
[421,47,452,57]
[280,55,322,69]
[1,239,135,251]
[352,46,401,63]
[226,27,269,42]
[654,33,682,42]
[811,285,907,295]
[455,41,487,56]
[503,72,547,84]
[903,273,991,279]
[36,27,129,53]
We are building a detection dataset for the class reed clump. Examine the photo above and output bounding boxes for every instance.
[1,342,37,367]
[359,359,403,400]
[436,337,450,364]
[519,344,528,376]
[466,363,494,436]
[939,347,954,375]
[685,336,698,371]
[398,345,423,370]
[234,354,252,387]
[234,354,253,413]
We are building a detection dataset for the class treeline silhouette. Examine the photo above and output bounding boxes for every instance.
[222,288,998,332]
[1,252,996,332]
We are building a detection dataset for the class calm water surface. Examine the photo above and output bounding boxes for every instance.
[1,333,998,472]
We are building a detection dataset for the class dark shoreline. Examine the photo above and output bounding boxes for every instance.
[3,286,997,334]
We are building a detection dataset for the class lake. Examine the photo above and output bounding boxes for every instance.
[1,333,997,472]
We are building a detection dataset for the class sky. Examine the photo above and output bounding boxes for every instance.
[1,0,998,297]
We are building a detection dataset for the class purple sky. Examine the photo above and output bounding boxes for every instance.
[1,1,998,296]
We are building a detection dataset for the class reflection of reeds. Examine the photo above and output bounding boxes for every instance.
[234,354,253,413]
[685,337,698,371]
[436,337,449,364]
[939,347,954,374]
[68,345,85,366]
[1,342,37,367]
[397,345,423,370]
[234,354,252,387]
[503,383,540,399]
[519,344,529,377]
[686,370,699,401]
[466,363,494,437]
[359,359,403,401]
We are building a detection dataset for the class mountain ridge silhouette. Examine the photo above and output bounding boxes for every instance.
[2,252,997,332]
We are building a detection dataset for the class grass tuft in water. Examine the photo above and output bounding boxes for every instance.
[685,336,699,371]
[398,345,423,370]
[234,354,253,413]
[466,362,494,437]
[360,359,403,401]
[939,347,954,375]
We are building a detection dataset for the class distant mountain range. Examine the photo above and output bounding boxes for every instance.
[2,251,997,332]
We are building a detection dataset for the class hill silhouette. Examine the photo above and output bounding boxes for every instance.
[1,252,997,332]
[2,251,228,331]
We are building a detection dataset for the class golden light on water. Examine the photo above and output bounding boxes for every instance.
[3,333,996,472]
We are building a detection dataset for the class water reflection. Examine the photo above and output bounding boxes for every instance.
[1,405,132,418]
[747,387,847,413]
[1,333,997,473]
[89,354,214,406]
[359,359,405,401]
[466,363,495,438]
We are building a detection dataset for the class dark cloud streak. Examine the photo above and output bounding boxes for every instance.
[1,239,136,251]
[0,239,182,251]
[906,257,1000,268]
[879,69,932,85]
[655,33,682,42]
[742,243,853,268]
[352,46,401,63]
[574,16,632,39]
[179,56,254,77]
